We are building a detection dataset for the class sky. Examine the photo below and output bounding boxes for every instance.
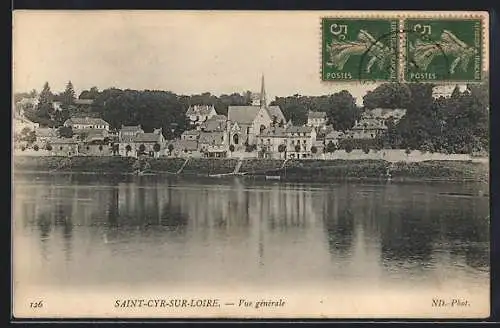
[12,10,489,106]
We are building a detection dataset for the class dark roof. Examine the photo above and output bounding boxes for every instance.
[198,131,225,145]
[267,106,286,123]
[308,111,327,119]
[259,127,287,137]
[228,106,261,125]
[49,137,78,144]
[133,133,162,143]
[200,116,227,132]
[120,125,143,132]
[286,126,315,134]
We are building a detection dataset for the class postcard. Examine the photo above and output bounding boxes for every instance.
[12,10,490,319]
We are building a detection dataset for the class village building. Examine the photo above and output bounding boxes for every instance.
[48,138,79,157]
[349,118,388,139]
[324,130,345,146]
[306,111,328,129]
[186,105,217,127]
[258,125,317,159]
[168,139,200,158]
[118,126,165,158]
[198,131,228,158]
[64,117,110,131]
[199,115,228,132]
[363,108,406,125]
[227,75,285,149]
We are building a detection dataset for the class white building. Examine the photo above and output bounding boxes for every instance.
[185,105,217,127]
[307,111,327,128]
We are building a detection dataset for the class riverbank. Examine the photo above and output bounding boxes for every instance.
[12,156,489,182]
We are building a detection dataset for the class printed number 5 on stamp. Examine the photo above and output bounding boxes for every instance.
[321,18,399,82]
[404,18,483,82]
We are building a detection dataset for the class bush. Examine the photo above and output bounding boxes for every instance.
[278,144,286,153]
[45,144,52,151]
[344,143,353,153]
[98,145,103,151]
[229,144,235,152]
[21,146,26,151]
[326,141,336,153]
[33,144,39,151]
[311,146,318,154]
[153,143,161,152]
[294,144,301,152]
[362,144,370,154]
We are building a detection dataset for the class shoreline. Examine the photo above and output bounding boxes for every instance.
[12,156,489,184]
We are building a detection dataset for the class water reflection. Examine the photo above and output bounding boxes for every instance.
[13,173,489,288]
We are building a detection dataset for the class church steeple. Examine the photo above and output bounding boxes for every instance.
[260,74,267,108]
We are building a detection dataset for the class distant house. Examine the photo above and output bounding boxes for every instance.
[307,111,327,128]
[257,125,317,159]
[324,130,345,146]
[198,131,228,158]
[118,125,144,142]
[168,139,201,158]
[49,138,79,156]
[199,115,227,132]
[432,84,468,99]
[349,118,388,139]
[119,127,165,158]
[64,117,110,131]
[186,105,217,127]
[362,108,406,125]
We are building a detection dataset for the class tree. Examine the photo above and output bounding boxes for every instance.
[33,144,39,151]
[311,146,318,154]
[362,83,411,109]
[45,144,52,151]
[35,82,55,125]
[62,81,76,108]
[229,144,235,153]
[153,143,161,153]
[98,145,103,152]
[112,143,119,155]
[326,141,336,153]
[138,144,146,154]
[79,86,100,100]
[326,90,361,131]
[294,144,301,152]
[58,126,73,138]
[168,144,174,155]
[125,144,132,155]
[362,143,370,154]
[344,140,354,153]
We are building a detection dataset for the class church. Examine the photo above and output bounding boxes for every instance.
[227,75,286,150]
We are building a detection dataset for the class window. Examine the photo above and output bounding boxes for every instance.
[267,139,270,144]
[233,134,239,145]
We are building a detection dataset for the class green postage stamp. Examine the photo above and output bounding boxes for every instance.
[321,15,485,83]
[404,18,483,82]
[321,18,399,82]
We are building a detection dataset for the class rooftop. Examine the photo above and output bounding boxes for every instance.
[198,131,225,145]
[228,106,261,125]
[133,132,162,143]
[308,111,327,119]
[74,99,94,105]
[186,105,216,116]
[65,117,109,126]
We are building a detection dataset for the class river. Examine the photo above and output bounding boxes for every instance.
[12,173,490,318]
